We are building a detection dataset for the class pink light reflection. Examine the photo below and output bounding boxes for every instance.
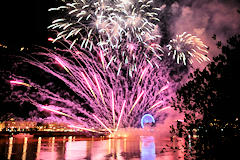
[65,141,87,160]
[37,138,57,160]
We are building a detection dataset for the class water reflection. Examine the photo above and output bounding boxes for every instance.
[22,137,28,160]
[65,141,87,159]
[0,135,184,160]
[7,137,13,160]
[36,137,41,159]
[140,136,155,160]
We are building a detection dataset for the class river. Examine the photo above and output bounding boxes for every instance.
[0,135,184,160]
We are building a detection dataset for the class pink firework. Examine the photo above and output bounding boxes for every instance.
[9,39,186,133]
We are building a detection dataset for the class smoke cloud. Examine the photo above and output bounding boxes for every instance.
[170,0,240,58]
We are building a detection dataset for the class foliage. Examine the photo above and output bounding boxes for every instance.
[170,34,240,159]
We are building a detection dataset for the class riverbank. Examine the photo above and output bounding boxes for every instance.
[0,131,107,138]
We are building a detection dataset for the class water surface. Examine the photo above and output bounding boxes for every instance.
[0,136,184,160]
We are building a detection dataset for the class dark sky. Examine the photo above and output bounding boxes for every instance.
[0,1,58,118]
[0,1,57,48]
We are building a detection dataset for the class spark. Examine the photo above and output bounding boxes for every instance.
[40,105,74,119]
[55,57,72,76]
[115,100,126,132]
[81,72,99,103]
[138,67,148,84]
[157,106,171,113]
[111,91,115,128]
[176,119,184,123]
[129,91,145,115]
[68,125,101,133]
[158,84,169,94]
[10,80,31,87]
[93,114,113,134]
[148,101,163,111]
[48,37,54,42]
[99,49,105,70]
[94,73,105,105]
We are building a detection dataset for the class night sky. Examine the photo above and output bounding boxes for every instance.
[0,1,57,48]
[0,1,60,118]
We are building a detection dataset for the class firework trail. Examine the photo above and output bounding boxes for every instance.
[9,40,184,133]
[166,32,210,65]
[10,80,32,87]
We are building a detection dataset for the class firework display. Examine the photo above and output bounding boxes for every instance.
[166,32,210,65]
[10,42,174,133]
[9,0,210,134]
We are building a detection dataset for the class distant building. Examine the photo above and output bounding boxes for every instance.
[37,122,73,132]
[4,119,37,131]
[2,119,76,132]
[0,122,5,131]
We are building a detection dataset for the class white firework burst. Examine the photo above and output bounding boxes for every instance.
[48,0,163,49]
[166,32,210,65]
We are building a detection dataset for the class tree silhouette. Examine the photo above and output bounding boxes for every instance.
[171,34,240,159]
